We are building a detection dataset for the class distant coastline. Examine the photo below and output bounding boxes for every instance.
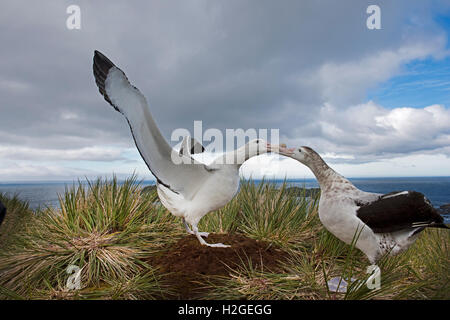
[0,177,449,223]
[1,176,450,184]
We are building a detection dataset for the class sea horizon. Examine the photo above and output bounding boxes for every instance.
[1,176,449,212]
[1,175,450,184]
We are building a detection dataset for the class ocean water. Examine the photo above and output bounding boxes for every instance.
[0,177,449,223]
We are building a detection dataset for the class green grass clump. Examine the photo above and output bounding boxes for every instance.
[0,176,180,299]
[199,179,320,249]
[0,193,33,249]
[0,177,448,300]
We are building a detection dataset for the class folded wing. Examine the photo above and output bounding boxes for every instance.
[356,191,447,233]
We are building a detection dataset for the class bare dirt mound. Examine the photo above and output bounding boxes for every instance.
[147,233,288,299]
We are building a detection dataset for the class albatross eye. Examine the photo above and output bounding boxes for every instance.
[298,149,302,152]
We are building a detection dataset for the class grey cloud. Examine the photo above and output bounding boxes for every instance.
[0,146,126,161]
[0,0,449,180]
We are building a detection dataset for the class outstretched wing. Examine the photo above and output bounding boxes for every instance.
[93,50,212,198]
[356,191,447,233]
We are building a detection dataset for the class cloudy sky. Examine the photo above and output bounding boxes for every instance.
[1,0,450,182]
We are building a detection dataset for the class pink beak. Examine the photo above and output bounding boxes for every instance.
[267,144,294,156]
[279,146,295,156]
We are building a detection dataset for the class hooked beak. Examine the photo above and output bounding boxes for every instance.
[270,143,295,156]
[271,143,295,157]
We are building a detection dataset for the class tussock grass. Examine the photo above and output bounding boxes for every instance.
[0,177,448,299]
[0,193,33,248]
[199,179,320,249]
[0,176,180,299]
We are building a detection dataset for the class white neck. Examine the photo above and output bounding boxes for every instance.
[212,145,258,167]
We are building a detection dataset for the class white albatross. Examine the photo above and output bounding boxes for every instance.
[92,50,287,247]
[284,146,449,263]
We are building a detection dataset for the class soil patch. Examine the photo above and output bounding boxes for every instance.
[147,233,288,299]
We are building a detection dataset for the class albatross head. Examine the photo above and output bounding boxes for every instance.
[289,146,321,165]
[223,139,271,165]
[243,139,271,158]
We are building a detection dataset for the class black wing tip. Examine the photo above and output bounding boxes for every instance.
[92,50,119,109]
[93,50,110,62]
[93,50,116,80]
[93,50,116,69]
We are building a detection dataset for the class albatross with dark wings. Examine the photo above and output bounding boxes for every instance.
[282,146,449,264]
